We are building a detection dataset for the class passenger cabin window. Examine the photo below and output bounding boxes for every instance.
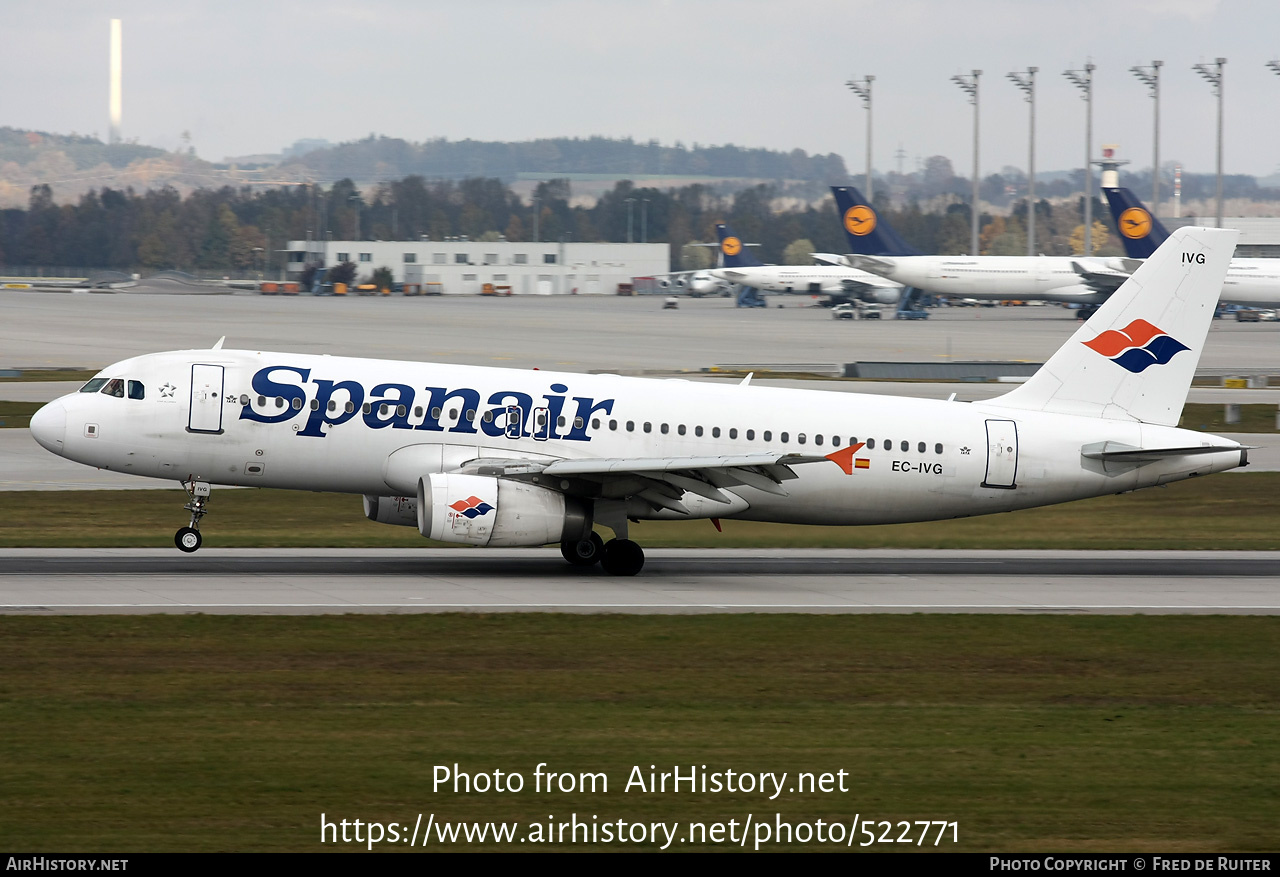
[867,438,876,449]
[80,378,108,393]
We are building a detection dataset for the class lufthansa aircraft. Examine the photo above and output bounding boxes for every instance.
[710,222,905,304]
[1103,186,1280,306]
[29,228,1247,576]
[839,186,1132,307]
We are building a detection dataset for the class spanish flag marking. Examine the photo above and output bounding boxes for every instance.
[824,443,868,475]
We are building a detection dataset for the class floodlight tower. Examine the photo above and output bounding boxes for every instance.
[951,70,981,255]
[1193,58,1226,227]
[1129,60,1162,213]
[846,75,875,201]
[1006,67,1037,256]
[109,19,122,144]
[1063,63,1096,255]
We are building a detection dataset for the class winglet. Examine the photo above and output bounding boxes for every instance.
[825,442,866,475]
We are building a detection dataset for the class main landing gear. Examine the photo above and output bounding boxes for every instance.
[175,479,211,553]
[558,532,645,576]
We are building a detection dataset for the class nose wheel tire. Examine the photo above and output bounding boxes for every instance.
[175,527,202,553]
[561,532,605,566]
[600,538,645,576]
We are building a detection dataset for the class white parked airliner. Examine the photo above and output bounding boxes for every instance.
[29,228,1247,576]
[835,186,1132,309]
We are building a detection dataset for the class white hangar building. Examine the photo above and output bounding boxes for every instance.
[283,239,669,294]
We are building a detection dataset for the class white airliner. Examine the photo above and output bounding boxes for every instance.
[715,264,904,304]
[707,222,904,304]
[1104,186,1280,307]
[29,228,1247,576]
[848,250,1133,306]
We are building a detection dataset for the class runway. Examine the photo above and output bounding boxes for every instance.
[2,548,1277,615]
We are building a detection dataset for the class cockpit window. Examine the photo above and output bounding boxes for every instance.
[101,378,125,398]
[127,380,145,400]
[79,378,108,393]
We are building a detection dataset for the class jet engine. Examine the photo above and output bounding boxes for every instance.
[363,494,419,526]
[416,473,589,547]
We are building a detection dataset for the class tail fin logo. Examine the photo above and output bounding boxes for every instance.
[721,236,742,256]
[1118,207,1153,240]
[1083,319,1190,374]
[843,205,877,236]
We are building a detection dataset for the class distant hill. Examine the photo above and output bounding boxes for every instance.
[0,127,167,171]
[282,135,849,183]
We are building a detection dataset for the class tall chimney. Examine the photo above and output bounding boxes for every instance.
[109,19,122,144]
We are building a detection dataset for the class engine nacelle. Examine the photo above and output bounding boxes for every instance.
[416,473,589,547]
[363,494,419,526]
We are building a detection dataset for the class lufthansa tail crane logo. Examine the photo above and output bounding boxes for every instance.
[721,236,742,256]
[1118,207,1152,240]
[843,205,877,236]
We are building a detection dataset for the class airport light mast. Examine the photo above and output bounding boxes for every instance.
[951,70,981,255]
[1129,61,1163,214]
[1006,67,1037,256]
[1193,58,1227,228]
[1063,63,1096,256]
[846,75,875,201]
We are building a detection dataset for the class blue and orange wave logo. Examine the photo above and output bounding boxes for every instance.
[449,496,494,518]
[1082,319,1189,373]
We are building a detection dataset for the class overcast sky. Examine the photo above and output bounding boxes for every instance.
[7,0,1280,178]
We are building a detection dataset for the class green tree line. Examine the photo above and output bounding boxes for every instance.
[0,177,1118,272]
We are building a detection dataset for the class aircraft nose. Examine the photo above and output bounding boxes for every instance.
[29,400,67,454]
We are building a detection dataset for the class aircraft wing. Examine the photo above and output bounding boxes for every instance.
[458,451,840,512]
[845,254,896,276]
[1070,260,1130,295]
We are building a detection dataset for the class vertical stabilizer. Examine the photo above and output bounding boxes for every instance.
[1102,186,1172,259]
[714,223,763,268]
[830,186,919,256]
[989,227,1236,426]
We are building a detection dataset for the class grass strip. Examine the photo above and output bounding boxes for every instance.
[0,614,1275,851]
[2,473,1280,549]
[0,369,98,383]
[0,401,41,428]
[1179,403,1279,433]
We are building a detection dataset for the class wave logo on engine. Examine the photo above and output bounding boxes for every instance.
[449,496,494,519]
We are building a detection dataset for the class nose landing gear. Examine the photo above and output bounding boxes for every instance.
[175,479,211,553]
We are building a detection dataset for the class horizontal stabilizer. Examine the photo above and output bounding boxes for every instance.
[1081,440,1248,462]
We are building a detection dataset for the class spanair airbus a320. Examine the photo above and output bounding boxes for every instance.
[29,227,1248,575]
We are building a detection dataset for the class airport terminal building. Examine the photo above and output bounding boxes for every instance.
[283,239,668,294]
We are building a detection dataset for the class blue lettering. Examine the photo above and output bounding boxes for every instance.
[416,387,481,433]
[297,379,364,437]
[544,383,569,439]
[566,396,613,440]
[363,383,416,430]
[240,366,310,424]
[483,391,533,437]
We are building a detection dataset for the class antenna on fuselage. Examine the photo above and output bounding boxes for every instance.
[212,336,226,350]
